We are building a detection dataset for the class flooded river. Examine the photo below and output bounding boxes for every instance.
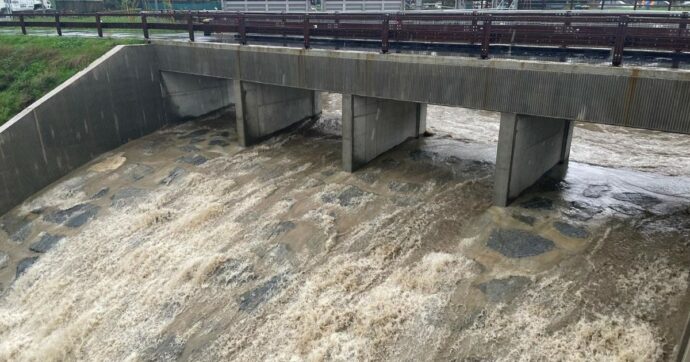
[0,94,688,361]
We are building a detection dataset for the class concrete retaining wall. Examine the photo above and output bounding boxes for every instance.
[0,45,169,215]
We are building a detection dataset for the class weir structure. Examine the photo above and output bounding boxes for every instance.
[2,41,690,215]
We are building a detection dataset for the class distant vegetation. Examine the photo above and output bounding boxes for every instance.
[0,35,142,126]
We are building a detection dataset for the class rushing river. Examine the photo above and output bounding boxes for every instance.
[0,93,688,361]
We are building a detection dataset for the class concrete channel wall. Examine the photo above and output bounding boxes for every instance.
[0,45,170,216]
[152,41,690,135]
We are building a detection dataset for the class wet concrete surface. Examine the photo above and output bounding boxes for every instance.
[0,98,688,361]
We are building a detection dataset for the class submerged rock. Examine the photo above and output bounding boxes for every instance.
[125,163,154,181]
[161,167,187,186]
[177,154,207,166]
[91,187,110,199]
[16,257,38,277]
[518,197,553,210]
[583,184,611,198]
[512,213,536,226]
[111,188,147,208]
[10,223,32,243]
[487,229,555,258]
[209,139,230,147]
[612,192,662,208]
[29,233,65,253]
[43,204,99,228]
[478,276,531,303]
[336,186,367,207]
[238,273,289,312]
[553,222,590,239]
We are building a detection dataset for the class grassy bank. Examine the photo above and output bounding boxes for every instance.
[0,35,142,126]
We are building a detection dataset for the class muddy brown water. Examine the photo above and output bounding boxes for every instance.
[0,94,688,361]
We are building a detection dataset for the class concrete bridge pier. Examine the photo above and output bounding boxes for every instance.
[342,94,426,172]
[233,81,321,147]
[494,113,574,207]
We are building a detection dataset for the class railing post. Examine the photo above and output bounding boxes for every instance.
[187,12,195,41]
[668,0,673,11]
[471,11,478,45]
[141,14,149,39]
[19,15,26,35]
[561,11,572,49]
[612,15,628,66]
[600,0,605,9]
[96,14,103,37]
[381,14,390,54]
[480,14,492,59]
[238,13,247,45]
[676,12,688,53]
[334,12,340,49]
[55,14,62,36]
[633,0,638,10]
[303,14,310,49]
[281,12,287,46]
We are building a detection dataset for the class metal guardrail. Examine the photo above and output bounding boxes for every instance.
[1,11,688,66]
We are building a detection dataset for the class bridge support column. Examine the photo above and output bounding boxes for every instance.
[494,113,574,207]
[234,81,321,147]
[342,94,426,172]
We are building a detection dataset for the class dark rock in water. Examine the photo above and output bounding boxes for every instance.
[388,181,422,193]
[380,158,401,170]
[478,276,531,303]
[512,213,536,226]
[44,204,99,228]
[209,139,230,147]
[409,149,437,161]
[29,233,65,253]
[553,222,590,239]
[177,154,207,166]
[612,192,662,208]
[487,229,555,258]
[179,129,209,139]
[564,201,604,221]
[519,197,553,210]
[238,273,288,312]
[0,251,8,269]
[337,186,366,207]
[609,204,644,216]
[179,145,200,153]
[161,167,187,186]
[267,221,296,239]
[16,256,39,277]
[111,188,147,208]
[321,169,336,177]
[64,205,100,228]
[125,163,154,181]
[91,187,110,199]
[218,131,231,138]
[583,184,611,199]
[143,335,186,362]
[535,177,569,192]
[189,137,206,144]
[10,223,32,242]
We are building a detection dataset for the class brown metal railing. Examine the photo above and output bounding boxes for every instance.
[1,11,688,66]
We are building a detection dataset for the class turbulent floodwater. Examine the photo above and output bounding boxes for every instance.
[0,94,689,361]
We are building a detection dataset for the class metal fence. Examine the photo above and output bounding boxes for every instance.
[1,11,688,65]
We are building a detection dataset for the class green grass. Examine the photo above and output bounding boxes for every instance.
[0,35,142,125]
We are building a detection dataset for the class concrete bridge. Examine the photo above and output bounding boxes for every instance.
[1,41,690,216]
